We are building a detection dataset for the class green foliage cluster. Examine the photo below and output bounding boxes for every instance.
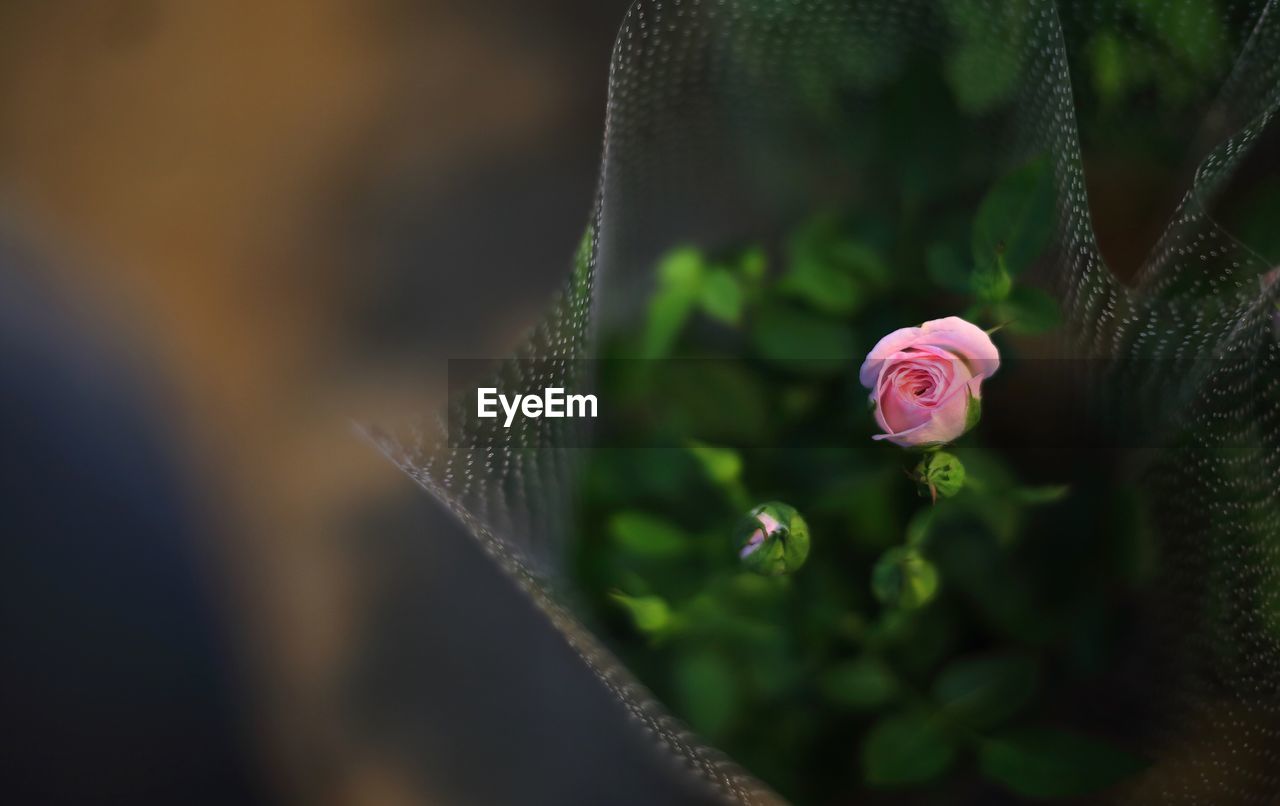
[574,157,1154,803]
[563,3,1250,799]
[1082,0,1229,108]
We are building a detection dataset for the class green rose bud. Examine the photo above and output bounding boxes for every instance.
[735,501,810,576]
[872,546,939,610]
[914,451,966,502]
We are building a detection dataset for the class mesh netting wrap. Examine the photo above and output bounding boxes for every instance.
[369,1,1280,802]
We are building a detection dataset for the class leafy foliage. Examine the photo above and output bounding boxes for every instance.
[932,653,1039,729]
[568,28,1186,801]
[863,712,957,786]
[820,656,900,710]
[978,729,1149,798]
[872,547,941,609]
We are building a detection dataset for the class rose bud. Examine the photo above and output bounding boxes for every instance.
[871,546,939,610]
[859,316,1000,449]
[735,501,810,576]
[914,451,966,502]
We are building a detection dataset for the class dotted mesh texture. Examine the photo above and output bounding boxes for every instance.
[369,1,1280,802]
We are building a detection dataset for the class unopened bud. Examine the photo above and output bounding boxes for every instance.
[871,547,939,610]
[914,451,966,502]
[735,501,810,576]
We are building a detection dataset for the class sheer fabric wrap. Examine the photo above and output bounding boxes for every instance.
[370,1,1280,802]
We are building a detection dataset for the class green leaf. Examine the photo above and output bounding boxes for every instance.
[863,712,957,786]
[1125,0,1225,76]
[1088,32,1181,105]
[642,247,704,358]
[978,729,1148,798]
[750,302,856,376]
[650,360,769,443]
[699,267,744,324]
[1012,484,1071,505]
[970,254,1013,302]
[1089,32,1128,103]
[820,657,899,710]
[738,247,767,281]
[608,512,689,558]
[686,441,743,486]
[932,653,1039,729]
[905,507,935,548]
[928,528,1047,642]
[888,606,962,678]
[674,651,738,739]
[872,547,940,610]
[609,592,671,634]
[660,245,703,286]
[588,446,698,504]
[972,158,1055,277]
[780,219,887,315]
[945,39,1020,115]
[963,388,983,433]
[998,286,1062,334]
[829,238,890,287]
[926,244,972,294]
[815,471,900,550]
[779,253,862,315]
[949,446,1024,544]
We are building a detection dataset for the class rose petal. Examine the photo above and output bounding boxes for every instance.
[873,356,974,446]
[872,387,972,448]
[918,317,1000,379]
[859,326,923,388]
[878,350,971,400]
[878,374,933,433]
[936,355,976,402]
[756,511,782,534]
[739,528,766,558]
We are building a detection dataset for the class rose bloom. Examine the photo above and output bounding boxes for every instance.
[859,316,1000,449]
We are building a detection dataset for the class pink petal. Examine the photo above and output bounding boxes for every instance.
[859,326,923,388]
[872,357,975,446]
[739,528,766,558]
[918,317,1000,380]
[756,511,782,534]
[878,379,933,433]
[872,389,971,448]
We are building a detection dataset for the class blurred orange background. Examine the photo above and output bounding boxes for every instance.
[0,3,719,804]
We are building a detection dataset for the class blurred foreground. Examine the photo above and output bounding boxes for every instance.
[0,2,718,804]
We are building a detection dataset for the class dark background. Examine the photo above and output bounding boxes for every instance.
[0,2,716,804]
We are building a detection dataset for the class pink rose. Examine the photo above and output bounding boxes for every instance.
[859,316,999,449]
